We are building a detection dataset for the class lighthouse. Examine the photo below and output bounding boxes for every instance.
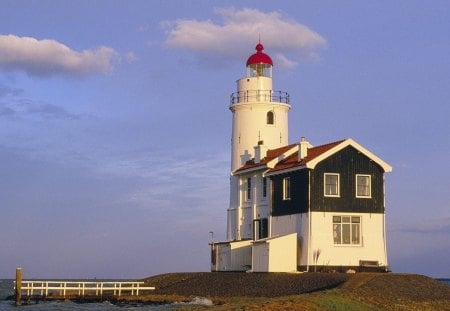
[227,43,291,241]
[212,41,392,273]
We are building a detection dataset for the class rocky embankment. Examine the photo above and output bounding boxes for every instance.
[144,272,450,302]
[145,272,349,297]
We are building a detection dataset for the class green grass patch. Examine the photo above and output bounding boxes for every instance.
[308,292,380,311]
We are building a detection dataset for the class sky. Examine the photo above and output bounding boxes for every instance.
[0,1,449,279]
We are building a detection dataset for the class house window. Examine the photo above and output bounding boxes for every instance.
[324,173,340,197]
[333,216,361,245]
[246,177,251,201]
[266,111,274,125]
[283,177,290,200]
[356,175,371,198]
[262,177,267,198]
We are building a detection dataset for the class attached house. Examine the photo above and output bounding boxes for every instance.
[211,137,392,272]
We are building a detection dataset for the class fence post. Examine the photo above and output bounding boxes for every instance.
[15,268,22,306]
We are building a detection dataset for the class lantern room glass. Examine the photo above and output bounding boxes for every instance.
[247,63,272,78]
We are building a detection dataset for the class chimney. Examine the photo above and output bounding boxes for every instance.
[299,137,310,161]
[254,141,268,164]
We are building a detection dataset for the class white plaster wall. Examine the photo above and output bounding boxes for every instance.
[227,208,237,240]
[237,76,272,92]
[229,176,238,210]
[268,233,298,272]
[252,233,298,272]
[252,242,269,272]
[230,240,252,271]
[229,171,271,241]
[299,214,310,268]
[213,241,252,271]
[216,244,231,271]
[271,214,303,237]
[309,212,387,267]
[256,204,269,220]
[240,206,253,239]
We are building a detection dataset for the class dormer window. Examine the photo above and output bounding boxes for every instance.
[267,111,274,125]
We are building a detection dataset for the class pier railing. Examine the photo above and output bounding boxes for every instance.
[15,280,155,297]
[13,268,155,306]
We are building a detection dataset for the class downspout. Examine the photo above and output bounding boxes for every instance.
[383,175,389,270]
[307,170,311,272]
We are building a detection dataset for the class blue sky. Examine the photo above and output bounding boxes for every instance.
[1,1,449,279]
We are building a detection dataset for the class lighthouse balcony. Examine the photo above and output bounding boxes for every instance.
[230,90,290,105]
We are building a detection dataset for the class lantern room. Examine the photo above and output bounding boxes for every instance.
[246,43,273,78]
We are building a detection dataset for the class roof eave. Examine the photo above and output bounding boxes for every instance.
[305,138,393,172]
[264,165,306,177]
[232,164,268,176]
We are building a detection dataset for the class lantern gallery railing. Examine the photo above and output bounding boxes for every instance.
[230,90,290,105]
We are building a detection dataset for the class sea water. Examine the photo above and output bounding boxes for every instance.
[0,279,213,310]
[438,278,450,286]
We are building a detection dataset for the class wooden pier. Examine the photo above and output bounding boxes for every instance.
[14,268,155,306]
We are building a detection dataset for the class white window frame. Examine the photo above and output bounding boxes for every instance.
[283,177,290,200]
[356,174,372,198]
[333,215,361,246]
[324,173,340,197]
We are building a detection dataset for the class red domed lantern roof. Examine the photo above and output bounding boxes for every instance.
[246,43,273,66]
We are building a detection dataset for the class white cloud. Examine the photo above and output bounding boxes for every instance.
[163,7,326,69]
[274,53,298,70]
[0,34,118,77]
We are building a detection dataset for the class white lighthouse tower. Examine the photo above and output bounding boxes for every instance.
[227,43,291,240]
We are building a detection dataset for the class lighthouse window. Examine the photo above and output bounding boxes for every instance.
[333,216,361,245]
[356,175,371,198]
[324,173,340,197]
[266,111,274,125]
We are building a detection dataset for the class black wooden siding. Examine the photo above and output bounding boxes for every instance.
[311,146,385,213]
[271,146,385,216]
[271,169,309,216]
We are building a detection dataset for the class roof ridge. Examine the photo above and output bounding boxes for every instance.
[310,139,346,150]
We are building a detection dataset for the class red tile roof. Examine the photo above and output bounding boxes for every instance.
[234,143,297,173]
[268,140,345,173]
[234,139,345,174]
